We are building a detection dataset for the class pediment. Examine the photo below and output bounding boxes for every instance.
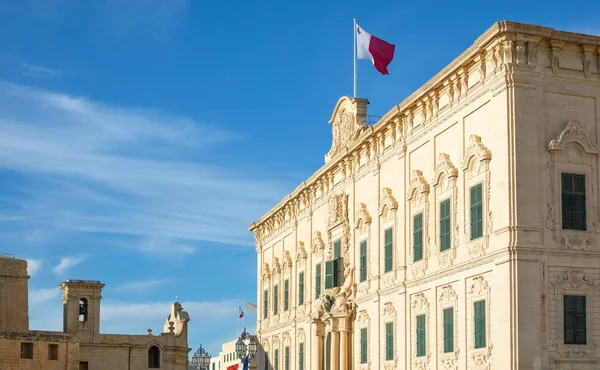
[549,120,598,155]
[325,96,369,163]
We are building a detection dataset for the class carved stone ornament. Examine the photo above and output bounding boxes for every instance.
[413,353,432,370]
[412,293,429,311]
[548,120,598,156]
[379,187,398,217]
[432,153,458,189]
[272,336,280,348]
[439,285,457,304]
[552,340,599,359]
[461,135,492,172]
[384,358,398,370]
[282,251,292,272]
[407,170,430,203]
[469,276,490,296]
[262,339,269,352]
[355,202,372,230]
[440,349,460,370]
[271,257,281,276]
[471,344,493,367]
[383,302,396,318]
[282,332,291,345]
[295,241,307,263]
[297,328,305,342]
[327,193,349,227]
[312,231,325,254]
[554,269,598,289]
[325,96,369,163]
[357,309,369,324]
[263,263,271,280]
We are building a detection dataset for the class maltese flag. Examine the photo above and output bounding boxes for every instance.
[356,23,395,75]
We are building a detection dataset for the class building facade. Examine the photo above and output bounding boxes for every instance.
[209,336,260,370]
[249,21,600,370]
[0,254,190,370]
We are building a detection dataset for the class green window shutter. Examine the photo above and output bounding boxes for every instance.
[440,199,451,251]
[325,260,334,289]
[284,279,289,311]
[413,213,423,262]
[273,284,279,315]
[298,272,304,305]
[443,307,454,353]
[384,227,393,272]
[298,343,304,370]
[564,295,587,344]
[474,300,486,348]
[284,346,289,370]
[562,174,587,230]
[315,263,321,298]
[360,328,368,364]
[263,289,268,319]
[385,322,394,361]
[264,354,268,370]
[416,314,426,357]
[470,184,483,239]
[333,240,341,258]
[359,240,367,282]
[274,349,279,370]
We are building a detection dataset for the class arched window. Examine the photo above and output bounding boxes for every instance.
[148,346,160,368]
[79,298,88,322]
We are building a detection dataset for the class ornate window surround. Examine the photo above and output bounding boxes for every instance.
[272,336,281,370]
[382,302,398,370]
[356,309,371,370]
[312,231,325,299]
[379,187,398,287]
[437,285,460,370]
[461,135,492,259]
[546,120,600,250]
[272,257,281,323]
[296,329,306,369]
[281,251,293,321]
[551,269,600,364]
[407,170,431,279]
[467,276,493,368]
[355,202,372,296]
[295,242,307,311]
[432,153,459,269]
[411,293,431,369]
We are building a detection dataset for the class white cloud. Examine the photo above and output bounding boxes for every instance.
[29,287,60,305]
[25,258,42,275]
[116,278,174,291]
[21,63,68,78]
[0,81,290,251]
[53,255,86,274]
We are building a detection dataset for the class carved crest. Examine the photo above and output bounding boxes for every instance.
[357,309,369,324]
[271,257,281,276]
[325,97,369,163]
[412,293,429,311]
[468,276,490,296]
[461,135,491,171]
[407,170,430,202]
[555,269,598,289]
[296,241,307,262]
[438,285,457,303]
[355,202,372,230]
[379,187,399,216]
[297,328,306,341]
[383,302,396,318]
[282,251,292,271]
[432,153,458,188]
[327,193,349,227]
[312,231,325,254]
[549,120,598,155]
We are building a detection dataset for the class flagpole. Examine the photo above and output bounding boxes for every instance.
[353,18,357,97]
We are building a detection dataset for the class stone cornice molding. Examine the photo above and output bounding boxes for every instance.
[249,22,600,243]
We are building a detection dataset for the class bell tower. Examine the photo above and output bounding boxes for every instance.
[60,279,104,338]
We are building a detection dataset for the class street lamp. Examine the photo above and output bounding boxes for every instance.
[235,327,258,362]
[191,344,211,370]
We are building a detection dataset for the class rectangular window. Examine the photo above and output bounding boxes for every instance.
[21,342,33,359]
[564,295,587,344]
[359,240,367,282]
[298,272,304,305]
[298,342,304,370]
[263,289,268,319]
[413,213,423,262]
[440,199,451,251]
[274,349,279,370]
[360,327,368,364]
[284,279,289,311]
[264,354,268,370]
[48,344,59,360]
[416,314,426,357]
[385,322,394,361]
[273,284,279,315]
[384,227,393,272]
[284,346,289,370]
[315,263,322,298]
[325,259,334,289]
[326,239,343,288]
[79,362,88,370]
[474,300,486,349]
[443,307,454,353]
[470,184,483,239]
[562,173,586,230]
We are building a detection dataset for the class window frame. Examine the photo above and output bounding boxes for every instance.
[439,198,451,251]
[413,212,424,262]
[384,227,394,273]
[21,342,34,359]
[561,173,587,231]
[563,295,587,345]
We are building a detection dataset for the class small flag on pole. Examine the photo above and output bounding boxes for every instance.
[239,306,244,318]
[245,301,257,313]
[356,22,395,75]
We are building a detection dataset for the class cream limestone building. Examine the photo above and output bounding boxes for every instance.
[249,21,600,370]
[0,254,190,370]
[209,336,260,370]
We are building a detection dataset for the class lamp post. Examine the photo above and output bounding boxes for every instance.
[191,344,211,370]
[235,327,258,364]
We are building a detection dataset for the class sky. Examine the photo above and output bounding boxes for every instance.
[0,0,598,358]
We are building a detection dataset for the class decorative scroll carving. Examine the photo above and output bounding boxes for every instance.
[469,276,490,296]
[312,231,325,254]
[471,344,493,367]
[262,339,270,352]
[379,187,398,216]
[551,41,563,74]
[440,349,460,370]
[461,135,492,172]
[552,340,599,359]
[296,328,305,342]
[295,241,307,264]
[527,41,537,70]
[554,269,598,289]
[355,202,372,231]
[282,251,292,272]
[325,97,369,163]
[407,170,430,203]
[383,302,396,318]
[439,285,457,303]
[357,309,369,324]
[327,193,349,227]
[432,153,458,189]
[548,120,598,155]
[412,293,429,311]
[282,332,291,345]
[263,263,271,280]
[272,336,280,348]
[271,257,281,276]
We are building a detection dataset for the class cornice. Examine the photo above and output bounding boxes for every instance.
[249,21,600,242]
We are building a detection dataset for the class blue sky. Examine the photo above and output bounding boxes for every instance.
[0,0,598,357]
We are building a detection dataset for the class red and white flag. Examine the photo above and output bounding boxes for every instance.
[356,23,395,75]
[238,306,244,318]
